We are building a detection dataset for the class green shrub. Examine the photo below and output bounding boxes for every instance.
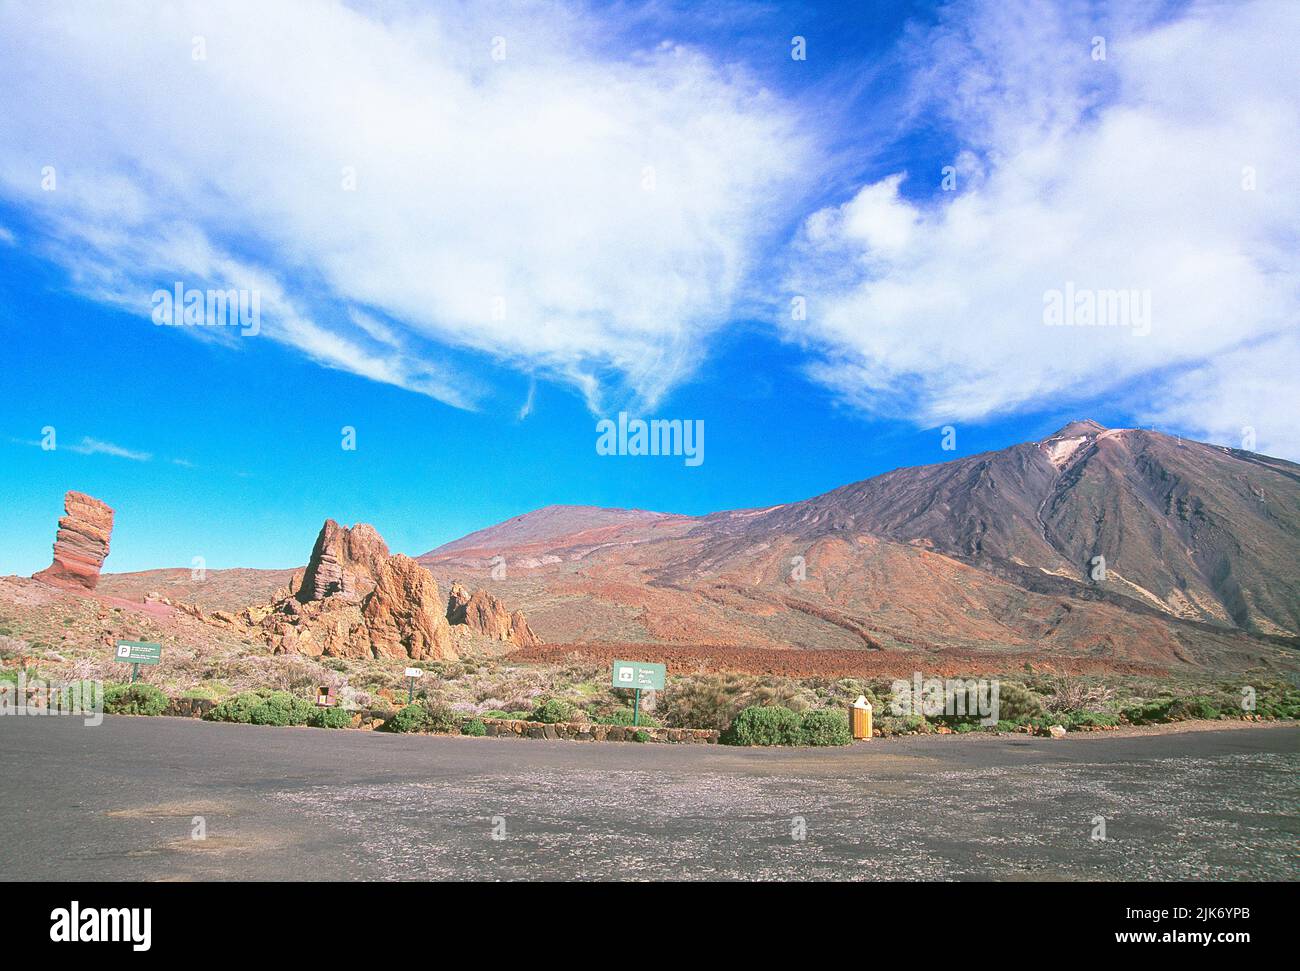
[461,718,487,737]
[179,685,223,701]
[598,706,662,728]
[382,704,430,733]
[1122,698,1175,724]
[631,730,650,743]
[996,682,1046,722]
[309,705,353,729]
[249,691,316,727]
[480,710,511,720]
[1167,695,1221,721]
[798,708,852,746]
[205,691,265,724]
[103,683,168,717]
[720,705,802,746]
[506,710,532,720]
[531,698,575,724]
[422,701,463,734]
[662,673,818,731]
[1065,710,1120,729]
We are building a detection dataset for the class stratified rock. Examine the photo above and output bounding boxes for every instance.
[297,519,390,602]
[363,555,455,660]
[33,491,114,590]
[238,520,459,662]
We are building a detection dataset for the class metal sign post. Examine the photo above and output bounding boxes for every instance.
[404,667,423,704]
[610,661,666,727]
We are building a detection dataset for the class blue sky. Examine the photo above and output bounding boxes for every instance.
[1,0,1297,574]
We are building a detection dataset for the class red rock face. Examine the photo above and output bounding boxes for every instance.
[445,581,472,624]
[363,555,455,660]
[457,587,541,648]
[184,518,541,661]
[33,491,114,590]
[296,519,390,602]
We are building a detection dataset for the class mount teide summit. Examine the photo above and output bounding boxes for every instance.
[420,422,1300,669]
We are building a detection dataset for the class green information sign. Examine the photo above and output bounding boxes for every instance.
[115,641,163,665]
[611,660,666,727]
[611,660,665,691]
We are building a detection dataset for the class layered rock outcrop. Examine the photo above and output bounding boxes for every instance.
[190,519,539,661]
[33,491,114,590]
[446,580,539,647]
[294,520,390,601]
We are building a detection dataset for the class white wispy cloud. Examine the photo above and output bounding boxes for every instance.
[0,0,813,412]
[66,437,153,461]
[785,0,1300,458]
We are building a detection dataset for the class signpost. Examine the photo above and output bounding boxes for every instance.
[114,640,162,683]
[610,660,666,727]
[404,667,423,704]
[316,685,337,707]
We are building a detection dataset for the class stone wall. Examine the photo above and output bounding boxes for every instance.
[482,718,718,744]
[164,697,216,718]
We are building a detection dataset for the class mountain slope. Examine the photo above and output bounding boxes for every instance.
[417,422,1300,670]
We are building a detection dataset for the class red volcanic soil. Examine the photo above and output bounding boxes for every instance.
[506,642,1171,679]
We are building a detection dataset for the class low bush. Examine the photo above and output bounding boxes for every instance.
[103,683,168,717]
[1065,710,1120,729]
[598,707,661,728]
[995,682,1046,722]
[631,730,650,743]
[461,718,487,737]
[249,691,316,727]
[480,710,511,720]
[721,705,802,746]
[309,705,353,729]
[422,701,463,734]
[205,690,316,726]
[531,698,575,724]
[382,703,430,733]
[205,691,264,724]
[798,708,852,746]
[506,710,532,720]
[1167,695,1221,721]
[1122,698,1175,725]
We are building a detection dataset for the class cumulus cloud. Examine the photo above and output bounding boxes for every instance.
[0,0,811,411]
[785,0,1300,458]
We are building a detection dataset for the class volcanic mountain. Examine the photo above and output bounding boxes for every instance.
[417,422,1300,671]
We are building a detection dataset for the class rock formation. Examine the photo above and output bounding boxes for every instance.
[445,581,472,624]
[444,579,539,647]
[294,519,390,601]
[454,586,541,648]
[33,491,114,590]
[362,555,454,659]
[189,519,540,661]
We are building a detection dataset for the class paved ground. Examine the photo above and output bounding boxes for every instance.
[1,715,1296,880]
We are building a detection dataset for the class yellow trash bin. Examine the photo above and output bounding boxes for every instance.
[850,695,873,740]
